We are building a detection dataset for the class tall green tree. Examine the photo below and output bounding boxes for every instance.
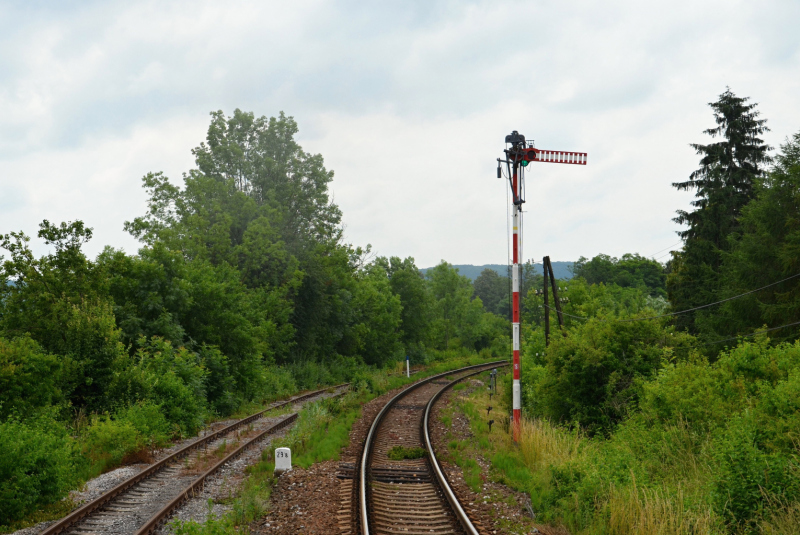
[124,111,353,364]
[426,262,482,350]
[374,256,433,354]
[668,89,771,333]
[473,268,508,315]
[714,132,800,339]
[0,222,126,410]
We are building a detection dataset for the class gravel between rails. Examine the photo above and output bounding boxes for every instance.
[255,365,498,535]
[12,387,347,535]
[255,379,432,535]
[157,386,349,532]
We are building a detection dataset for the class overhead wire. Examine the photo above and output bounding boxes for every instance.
[541,271,800,323]
[649,241,683,259]
[673,320,800,350]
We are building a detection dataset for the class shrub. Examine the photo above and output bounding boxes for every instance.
[536,318,667,434]
[82,415,142,473]
[116,401,171,449]
[711,413,800,530]
[109,336,208,435]
[0,336,62,420]
[0,416,83,526]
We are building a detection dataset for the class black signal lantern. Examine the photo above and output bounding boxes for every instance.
[519,148,539,167]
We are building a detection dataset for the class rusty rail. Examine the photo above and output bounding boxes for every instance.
[135,413,299,535]
[42,383,348,535]
[424,364,509,535]
[358,361,506,535]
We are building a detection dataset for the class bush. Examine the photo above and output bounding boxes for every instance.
[116,401,171,449]
[109,337,208,435]
[82,415,142,473]
[711,413,800,530]
[0,416,83,526]
[0,336,62,420]
[535,318,667,434]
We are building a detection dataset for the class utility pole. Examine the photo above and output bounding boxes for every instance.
[543,256,550,346]
[545,256,566,332]
[497,132,587,441]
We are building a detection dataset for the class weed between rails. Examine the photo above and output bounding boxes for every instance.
[387,446,427,460]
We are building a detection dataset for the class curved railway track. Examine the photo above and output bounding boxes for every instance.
[41,384,349,535]
[356,361,507,535]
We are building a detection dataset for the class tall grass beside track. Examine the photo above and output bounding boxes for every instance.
[444,365,800,535]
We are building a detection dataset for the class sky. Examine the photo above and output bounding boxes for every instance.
[1,0,799,268]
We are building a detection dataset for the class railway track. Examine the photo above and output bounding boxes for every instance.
[355,361,507,535]
[41,384,349,535]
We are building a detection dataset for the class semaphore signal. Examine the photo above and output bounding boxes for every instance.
[497,130,587,442]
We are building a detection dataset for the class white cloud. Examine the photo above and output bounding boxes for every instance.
[1,0,799,266]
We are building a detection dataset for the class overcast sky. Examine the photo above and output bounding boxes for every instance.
[1,0,799,268]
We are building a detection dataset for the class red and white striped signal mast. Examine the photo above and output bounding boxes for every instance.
[497,131,587,442]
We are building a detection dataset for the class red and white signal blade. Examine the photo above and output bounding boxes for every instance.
[535,150,587,165]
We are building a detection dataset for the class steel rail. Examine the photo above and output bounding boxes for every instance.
[358,361,506,535]
[424,364,509,535]
[135,412,299,535]
[42,383,348,535]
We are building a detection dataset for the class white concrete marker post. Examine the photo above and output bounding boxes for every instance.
[274,447,292,474]
[406,355,410,378]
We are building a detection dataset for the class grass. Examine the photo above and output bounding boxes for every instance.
[0,498,79,535]
[169,353,505,535]
[387,446,427,460]
[439,370,730,535]
[759,501,800,534]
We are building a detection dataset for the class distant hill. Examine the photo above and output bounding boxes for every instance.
[420,263,573,281]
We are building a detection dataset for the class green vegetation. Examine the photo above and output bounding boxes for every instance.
[169,353,495,535]
[448,354,800,534]
[572,253,666,297]
[0,110,508,529]
[484,91,800,532]
[473,262,542,319]
[387,446,427,460]
[167,90,800,535]
[5,87,800,535]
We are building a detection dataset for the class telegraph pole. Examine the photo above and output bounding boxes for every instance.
[497,131,587,441]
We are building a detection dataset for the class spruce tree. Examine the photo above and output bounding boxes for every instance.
[668,89,771,334]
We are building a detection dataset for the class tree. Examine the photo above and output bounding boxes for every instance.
[573,253,666,297]
[714,132,800,340]
[374,256,432,354]
[426,262,480,350]
[473,268,508,315]
[123,111,353,365]
[0,221,126,411]
[668,89,771,333]
[191,109,341,250]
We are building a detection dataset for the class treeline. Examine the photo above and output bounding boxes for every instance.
[0,110,507,526]
[508,89,800,533]
[668,89,800,343]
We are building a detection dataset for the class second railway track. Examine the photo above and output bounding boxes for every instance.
[356,361,507,535]
[41,384,349,535]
